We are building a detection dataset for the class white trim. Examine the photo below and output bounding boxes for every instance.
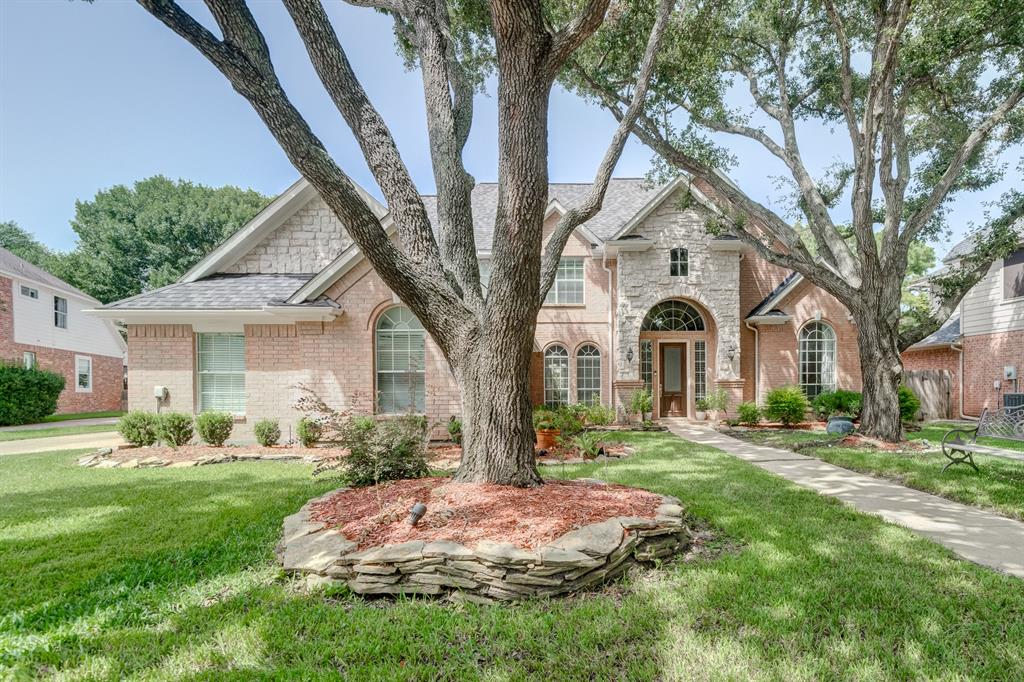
[748,274,804,318]
[83,306,342,325]
[74,354,93,393]
[180,177,387,283]
[709,238,744,252]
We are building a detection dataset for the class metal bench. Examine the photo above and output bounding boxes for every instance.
[941,407,1024,472]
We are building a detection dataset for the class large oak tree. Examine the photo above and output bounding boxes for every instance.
[131,0,675,485]
[566,0,1023,440]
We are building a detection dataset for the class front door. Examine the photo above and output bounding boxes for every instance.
[659,343,687,417]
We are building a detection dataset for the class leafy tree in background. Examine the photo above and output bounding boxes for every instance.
[0,221,56,270]
[58,176,269,303]
[567,0,1023,441]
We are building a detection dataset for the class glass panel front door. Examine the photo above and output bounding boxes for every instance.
[659,343,687,417]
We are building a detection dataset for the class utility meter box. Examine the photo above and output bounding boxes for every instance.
[153,385,169,399]
[1006,366,1018,381]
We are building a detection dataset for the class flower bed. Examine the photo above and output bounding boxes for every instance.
[278,478,690,602]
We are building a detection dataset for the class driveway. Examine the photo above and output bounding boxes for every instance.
[0,431,126,456]
[0,417,119,432]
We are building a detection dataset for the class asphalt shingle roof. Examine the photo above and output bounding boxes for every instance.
[943,218,1024,262]
[747,271,801,318]
[0,246,96,301]
[908,312,961,349]
[99,273,332,310]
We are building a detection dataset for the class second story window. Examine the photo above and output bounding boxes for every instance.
[53,296,67,329]
[20,285,38,299]
[545,257,584,305]
[1004,247,1024,299]
[670,247,689,276]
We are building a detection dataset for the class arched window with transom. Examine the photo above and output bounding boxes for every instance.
[576,344,601,404]
[543,345,569,406]
[641,300,705,332]
[376,306,426,414]
[799,321,836,399]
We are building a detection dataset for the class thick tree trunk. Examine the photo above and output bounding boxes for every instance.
[856,314,905,442]
[450,330,542,487]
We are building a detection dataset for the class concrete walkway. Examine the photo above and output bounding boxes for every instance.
[0,431,126,456]
[0,417,119,432]
[663,419,1024,578]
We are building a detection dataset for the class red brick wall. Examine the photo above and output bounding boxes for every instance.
[962,330,1024,416]
[126,324,195,414]
[901,346,960,417]
[1,275,123,414]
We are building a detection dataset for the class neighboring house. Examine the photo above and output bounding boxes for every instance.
[0,247,126,414]
[88,177,862,440]
[903,222,1024,417]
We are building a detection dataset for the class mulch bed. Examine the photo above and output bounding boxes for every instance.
[307,476,664,551]
[426,442,632,471]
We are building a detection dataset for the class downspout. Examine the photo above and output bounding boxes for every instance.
[602,250,615,410]
[951,340,974,420]
[745,320,759,404]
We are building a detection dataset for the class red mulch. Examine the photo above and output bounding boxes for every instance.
[838,434,929,451]
[106,444,337,463]
[426,441,629,470]
[308,477,664,550]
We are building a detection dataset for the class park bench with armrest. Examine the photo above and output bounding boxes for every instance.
[941,407,1024,472]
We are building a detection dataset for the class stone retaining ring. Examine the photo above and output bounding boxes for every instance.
[76,448,314,469]
[276,486,690,602]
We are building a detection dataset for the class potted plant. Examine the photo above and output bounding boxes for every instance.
[533,407,559,451]
[629,388,654,423]
[694,397,709,421]
[706,388,730,422]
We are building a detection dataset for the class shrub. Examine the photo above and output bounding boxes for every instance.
[159,412,194,447]
[763,386,810,426]
[812,390,863,420]
[297,417,322,447]
[447,417,462,444]
[585,403,615,426]
[899,385,921,423]
[118,410,160,446]
[336,415,429,486]
[195,411,233,446]
[554,405,584,445]
[706,388,730,413]
[695,397,710,412]
[629,389,653,417]
[571,431,604,459]
[0,363,65,426]
[533,407,558,431]
[737,401,761,426]
[254,419,281,447]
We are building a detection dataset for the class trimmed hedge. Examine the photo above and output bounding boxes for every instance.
[737,401,761,426]
[899,385,921,423]
[159,412,194,447]
[297,417,322,447]
[812,390,863,420]
[254,419,281,447]
[118,411,160,446]
[0,363,65,426]
[763,386,810,426]
[196,411,233,446]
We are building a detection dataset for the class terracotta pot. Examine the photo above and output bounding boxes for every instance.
[535,429,560,451]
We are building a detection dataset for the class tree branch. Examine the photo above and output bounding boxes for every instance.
[545,0,612,79]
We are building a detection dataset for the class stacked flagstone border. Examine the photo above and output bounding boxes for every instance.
[277,483,690,602]
[76,448,315,469]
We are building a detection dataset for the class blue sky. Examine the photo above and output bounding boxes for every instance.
[1,0,1019,258]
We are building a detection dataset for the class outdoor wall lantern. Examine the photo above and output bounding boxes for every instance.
[626,346,634,363]
[407,502,427,526]
[727,344,736,361]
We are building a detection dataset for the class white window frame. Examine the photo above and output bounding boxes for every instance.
[670,247,689,277]
[75,355,93,393]
[23,351,36,370]
[543,344,570,406]
[20,285,38,299]
[1003,247,1024,301]
[54,296,67,329]
[375,306,426,415]
[544,257,585,306]
[798,321,837,399]
[575,344,602,404]
[197,333,246,414]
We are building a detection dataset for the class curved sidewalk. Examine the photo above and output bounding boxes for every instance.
[0,432,125,457]
[664,420,1024,578]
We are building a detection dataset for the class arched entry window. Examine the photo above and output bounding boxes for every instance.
[576,344,601,404]
[799,321,836,399]
[376,306,426,413]
[543,345,569,406]
[641,300,705,331]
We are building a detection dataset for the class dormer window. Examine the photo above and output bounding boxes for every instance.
[670,247,689,276]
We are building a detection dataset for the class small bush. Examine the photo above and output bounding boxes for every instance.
[812,390,863,420]
[195,411,233,446]
[336,415,429,486]
[447,417,462,444]
[159,412,194,447]
[533,407,558,431]
[899,385,921,422]
[554,406,584,446]
[629,389,653,417]
[254,418,281,447]
[585,403,615,426]
[0,363,65,426]
[297,417,322,447]
[695,397,710,412]
[118,410,160,446]
[706,388,730,413]
[737,402,761,426]
[763,386,810,426]
[571,431,604,459]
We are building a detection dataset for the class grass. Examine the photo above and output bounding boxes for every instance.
[729,422,1024,521]
[2,435,1023,680]
[40,410,124,423]
[0,424,119,442]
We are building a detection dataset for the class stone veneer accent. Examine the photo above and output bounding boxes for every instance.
[277,485,690,602]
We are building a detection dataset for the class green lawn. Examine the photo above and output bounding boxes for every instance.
[2,435,1023,680]
[41,410,124,423]
[728,423,1024,521]
[0,424,118,442]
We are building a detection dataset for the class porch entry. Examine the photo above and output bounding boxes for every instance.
[659,343,687,416]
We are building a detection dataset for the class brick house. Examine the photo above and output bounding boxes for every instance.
[1,247,126,415]
[903,223,1024,417]
[88,177,862,440]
